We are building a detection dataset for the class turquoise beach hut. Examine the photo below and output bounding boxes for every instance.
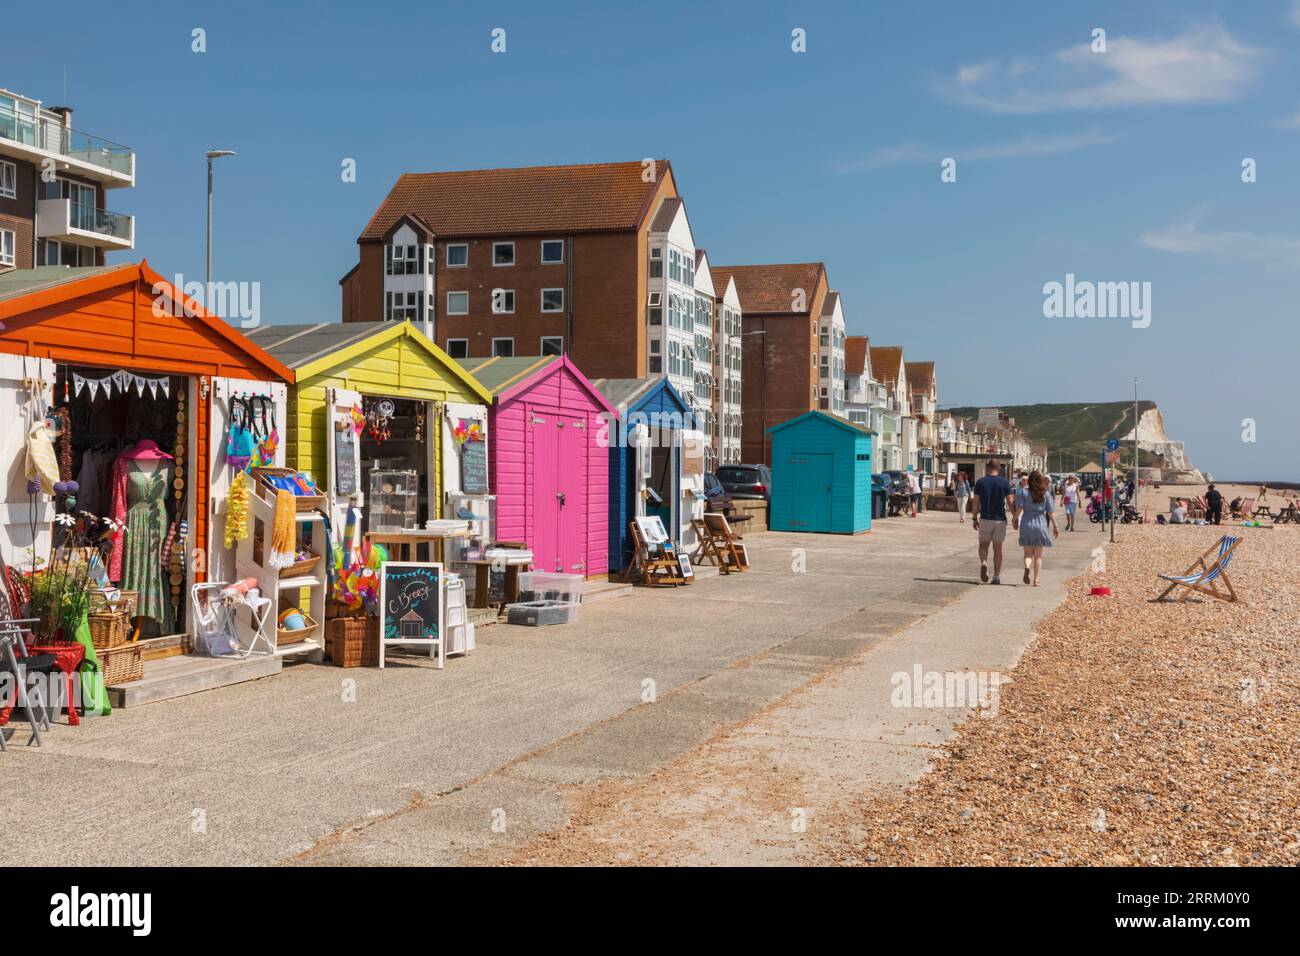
[768,411,875,534]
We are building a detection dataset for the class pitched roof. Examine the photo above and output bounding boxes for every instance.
[459,354,562,394]
[359,160,671,241]
[590,376,690,417]
[0,264,126,301]
[708,263,825,316]
[649,197,682,233]
[709,267,737,302]
[844,335,870,377]
[768,409,876,437]
[820,291,839,316]
[245,320,491,401]
[870,346,904,384]
[905,360,935,392]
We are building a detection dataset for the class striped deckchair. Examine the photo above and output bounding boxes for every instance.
[1156,535,1241,603]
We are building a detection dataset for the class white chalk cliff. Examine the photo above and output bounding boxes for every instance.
[1121,407,1204,482]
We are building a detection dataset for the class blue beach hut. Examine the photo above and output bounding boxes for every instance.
[768,411,875,534]
[592,377,700,574]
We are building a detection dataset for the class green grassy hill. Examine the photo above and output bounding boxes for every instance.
[944,401,1160,471]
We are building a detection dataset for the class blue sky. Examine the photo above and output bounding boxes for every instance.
[6,0,1298,478]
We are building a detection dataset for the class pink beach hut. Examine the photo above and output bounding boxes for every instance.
[461,355,616,578]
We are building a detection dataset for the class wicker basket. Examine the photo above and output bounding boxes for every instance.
[326,615,380,667]
[99,641,143,684]
[88,610,129,650]
[89,589,138,617]
[281,551,322,579]
[276,612,319,646]
[251,467,327,512]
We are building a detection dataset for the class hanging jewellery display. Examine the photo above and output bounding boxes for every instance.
[170,382,187,618]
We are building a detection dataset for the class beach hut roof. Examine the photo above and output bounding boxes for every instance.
[590,376,691,418]
[461,354,616,414]
[245,320,490,402]
[767,409,876,437]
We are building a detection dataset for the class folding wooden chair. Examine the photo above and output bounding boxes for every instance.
[692,513,746,572]
[1231,497,1254,520]
[629,521,685,587]
[1155,535,1242,603]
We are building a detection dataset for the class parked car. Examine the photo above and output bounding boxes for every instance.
[702,472,735,513]
[716,463,771,500]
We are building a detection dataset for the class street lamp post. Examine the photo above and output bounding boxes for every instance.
[205,150,237,287]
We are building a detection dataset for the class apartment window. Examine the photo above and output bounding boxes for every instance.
[668,340,681,377]
[445,338,469,359]
[649,307,662,325]
[491,289,515,314]
[648,291,661,307]
[446,243,468,267]
[386,244,420,276]
[650,340,660,354]
[540,336,564,355]
[446,291,469,315]
[541,240,564,264]
[0,161,15,200]
[0,229,14,268]
[649,355,662,374]
[492,241,515,266]
[385,290,422,322]
[540,288,564,313]
[492,337,515,357]
[649,247,663,278]
[43,240,95,267]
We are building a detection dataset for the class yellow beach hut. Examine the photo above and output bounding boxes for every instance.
[245,321,492,532]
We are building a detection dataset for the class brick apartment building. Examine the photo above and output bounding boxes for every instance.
[341,160,679,382]
[709,262,828,464]
[0,89,135,273]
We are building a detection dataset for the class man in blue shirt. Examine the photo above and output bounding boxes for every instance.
[972,460,1016,584]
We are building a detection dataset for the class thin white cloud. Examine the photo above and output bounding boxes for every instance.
[838,130,1117,172]
[939,24,1261,113]
[1141,210,1300,271]
[1290,2,1300,29]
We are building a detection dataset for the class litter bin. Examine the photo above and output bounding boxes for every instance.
[872,486,888,519]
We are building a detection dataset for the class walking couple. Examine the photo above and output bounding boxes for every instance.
[971,460,1059,586]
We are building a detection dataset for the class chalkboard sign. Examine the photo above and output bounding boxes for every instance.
[461,438,488,494]
[335,423,357,496]
[378,561,444,668]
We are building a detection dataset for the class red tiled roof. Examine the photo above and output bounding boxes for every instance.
[870,345,904,384]
[709,263,826,316]
[845,335,870,377]
[359,160,672,241]
[905,360,935,392]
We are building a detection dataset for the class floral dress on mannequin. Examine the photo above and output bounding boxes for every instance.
[109,441,174,632]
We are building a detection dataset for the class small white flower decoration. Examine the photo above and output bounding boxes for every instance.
[101,516,122,532]
[54,513,76,527]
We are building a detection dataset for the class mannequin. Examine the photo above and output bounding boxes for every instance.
[109,438,176,630]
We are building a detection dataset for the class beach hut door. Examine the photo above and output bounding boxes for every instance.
[0,356,56,563]
[557,413,588,574]
[210,377,287,583]
[633,422,651,516]
[326,387,364,533]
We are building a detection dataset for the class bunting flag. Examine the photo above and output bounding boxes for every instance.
[71,370,172,400]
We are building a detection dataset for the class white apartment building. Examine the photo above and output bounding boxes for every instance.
[646,198,712,461]
[381,218,436,337]
[870,345,912,472]
[712,271,743,465]
[818,291,846,417]
[693,250,717,471]
[0,88,135,272]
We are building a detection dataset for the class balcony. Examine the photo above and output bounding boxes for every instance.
[37,198,134,250]
[0,98,135,187]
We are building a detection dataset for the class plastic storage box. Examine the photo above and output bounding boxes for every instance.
[505,600,580,626]
[518,572,582,605]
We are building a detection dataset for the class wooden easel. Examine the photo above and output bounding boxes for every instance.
[629,521,686,587]
[691,513,746,573]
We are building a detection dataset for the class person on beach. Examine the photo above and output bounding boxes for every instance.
[1205,483,1224,525]
[954,470,971,522]
[1062,476,1079,531]
[1258,483,1269,501]
[906,470,921,518]
[1170,500,1187,524]
[1018,471,1059,586]
[972,459,1015,585]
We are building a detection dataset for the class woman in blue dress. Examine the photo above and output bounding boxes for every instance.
[1018,471,1059,586]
